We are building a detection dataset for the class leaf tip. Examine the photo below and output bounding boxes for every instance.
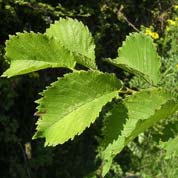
[1,72,10,78]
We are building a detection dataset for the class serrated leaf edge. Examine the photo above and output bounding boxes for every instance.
[100,88,176,176]
[34,70,122,146]
[45,17,97,69]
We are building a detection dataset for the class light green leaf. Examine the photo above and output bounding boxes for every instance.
[2,32,75,77]
[106,33,161,85]
[160,135,178,158]
[45,18,96,69]
[100,88,178,176]
[33,71,122,146]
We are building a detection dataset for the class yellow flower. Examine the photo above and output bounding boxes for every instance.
[176,64,178,68]
[174,5,178,10]
[145,28,151,33]
[144,28,159,39]
[167,19,176,26]
[151,32,159,39]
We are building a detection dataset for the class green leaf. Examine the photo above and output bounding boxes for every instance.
[45,18,96,69]
[106,33,161,85]
[100,88,178,176]
[2,32,75,77]
[33,71,122,146]
[160,135,178,158]
[101,102,127,148]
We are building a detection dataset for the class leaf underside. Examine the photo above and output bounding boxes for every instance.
[106,33,161,85]
[2,32,75,77]
[2,18,96,77]
[33,71,122,146]
[100,88,178,176]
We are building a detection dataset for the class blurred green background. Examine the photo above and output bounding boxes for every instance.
[0,0,178,177]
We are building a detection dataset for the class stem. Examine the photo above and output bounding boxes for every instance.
[117,9,140,32]
[18,142,32,178]
[122,15,140,32]
[119,88,137,94]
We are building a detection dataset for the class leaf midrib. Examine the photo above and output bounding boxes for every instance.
[39,90,119,132]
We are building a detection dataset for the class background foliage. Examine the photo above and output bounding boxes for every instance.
[0,0,177,177]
